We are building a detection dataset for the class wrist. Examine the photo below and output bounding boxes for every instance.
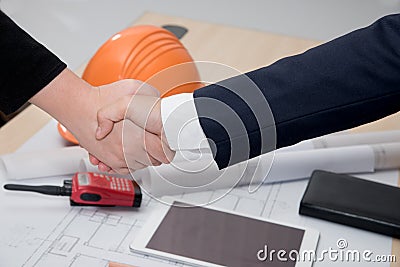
[30,68,99,145]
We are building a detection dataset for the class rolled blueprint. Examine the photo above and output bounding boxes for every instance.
[135,153,253,197]
[135,143,400,197]
[249,145,374,184]
[372,142,400,169]
[0,146,87,180]
[279,130,400,153]
[312,130,400,149]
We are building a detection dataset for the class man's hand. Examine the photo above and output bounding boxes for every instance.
[85,80,169,174]
[93,91,175,173]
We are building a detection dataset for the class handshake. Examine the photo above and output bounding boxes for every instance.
[30,69,176,175]
[86,79,176,174]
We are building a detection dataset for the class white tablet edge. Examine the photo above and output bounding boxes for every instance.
[130,196,319,267]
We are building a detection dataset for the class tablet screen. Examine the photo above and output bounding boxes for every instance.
[146,201,304,267]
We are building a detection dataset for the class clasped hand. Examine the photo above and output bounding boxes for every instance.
[83,79,175,174]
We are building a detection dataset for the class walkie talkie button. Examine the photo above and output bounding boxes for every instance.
[80,193,101,202]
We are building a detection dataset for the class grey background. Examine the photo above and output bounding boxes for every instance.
[1,0,399,70]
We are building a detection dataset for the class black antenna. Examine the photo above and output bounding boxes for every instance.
[4,184,72,196]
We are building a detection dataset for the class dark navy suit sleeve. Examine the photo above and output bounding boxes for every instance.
[0,10,67,116]
[194,14,400,169]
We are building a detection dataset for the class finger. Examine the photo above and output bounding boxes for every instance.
[149,155,162,166]
[144,132,170,164]
[136,147,163,166]
[98,162,112,172]
[89,154,100,165]
[96,96,132,140]
[125,160,147,172]
[161,138,176,163]
[124,148,156,168]
[122,121,158,167]
[111,167,130,175]
[161,130,176,163]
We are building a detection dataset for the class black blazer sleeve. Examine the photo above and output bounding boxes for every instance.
[194,14,400,169]
[0,10,66,115]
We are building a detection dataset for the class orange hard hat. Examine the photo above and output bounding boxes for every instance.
[58,25,202,144]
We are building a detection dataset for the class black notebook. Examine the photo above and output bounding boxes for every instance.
[300,170,400,238]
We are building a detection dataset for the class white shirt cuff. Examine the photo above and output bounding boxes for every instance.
[161,93,210,151]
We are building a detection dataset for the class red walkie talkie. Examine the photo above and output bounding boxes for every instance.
[3,172,142,207]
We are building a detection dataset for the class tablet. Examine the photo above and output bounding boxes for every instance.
[131,197,319,267]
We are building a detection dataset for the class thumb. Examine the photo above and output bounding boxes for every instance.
[96,95,132,140]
